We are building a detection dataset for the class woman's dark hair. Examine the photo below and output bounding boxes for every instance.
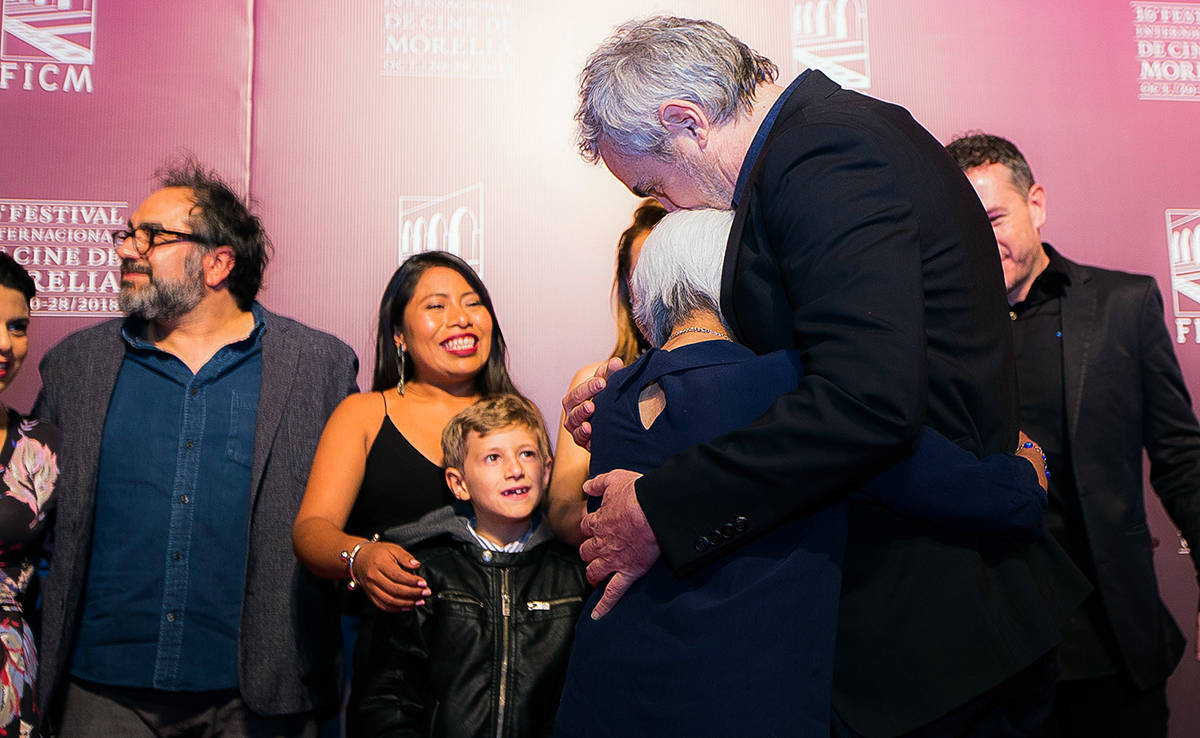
[372,251,518,395]
[611,199,666,364]
[0,253,36,306]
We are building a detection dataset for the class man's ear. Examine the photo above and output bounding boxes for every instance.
[659,100,711,149]
[204,245,237,289]
[1026,183,1047,232]
[445,467,470,502]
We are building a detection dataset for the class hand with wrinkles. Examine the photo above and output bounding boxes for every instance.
[561,357,624,451]
[579,468,659,619]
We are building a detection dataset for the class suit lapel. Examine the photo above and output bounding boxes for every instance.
[250,309,297,510]
[66,322,125,567]
[79,324,126,451]
[1058,255,1096,442]
[721,206,750,342]
[721,70,841,343]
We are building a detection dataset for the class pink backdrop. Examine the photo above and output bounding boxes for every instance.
[3,0,1198,731]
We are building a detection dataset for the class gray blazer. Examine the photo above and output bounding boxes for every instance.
[32,307,358,723]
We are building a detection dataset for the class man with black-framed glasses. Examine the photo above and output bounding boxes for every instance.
[32,160,358,737]
[106,222,218,322]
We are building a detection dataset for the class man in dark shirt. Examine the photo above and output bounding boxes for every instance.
[948,133,1200,738]
[33,160,358,735]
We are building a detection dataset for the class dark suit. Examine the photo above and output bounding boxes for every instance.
[635,71,1085,736]
[33,307,358,726]
[1045,247,1200,689]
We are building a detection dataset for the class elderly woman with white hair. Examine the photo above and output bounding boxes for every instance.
[554,209,1062,737]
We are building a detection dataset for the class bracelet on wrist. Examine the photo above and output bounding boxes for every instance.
[338,533,380,590]
[1020,440,1051,479]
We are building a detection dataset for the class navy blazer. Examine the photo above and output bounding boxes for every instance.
[32,307,358,724]
[556,342,1050,737]
[634,71,1087,736]
[1049,246,1200,688]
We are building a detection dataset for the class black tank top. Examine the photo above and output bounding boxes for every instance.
[344,393,450,537]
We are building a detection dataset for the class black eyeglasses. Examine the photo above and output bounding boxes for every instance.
[111,225,213,256]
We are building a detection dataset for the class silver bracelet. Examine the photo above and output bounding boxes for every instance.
[339,533,380,590]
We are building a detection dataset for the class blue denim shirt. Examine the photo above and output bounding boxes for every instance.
[71,305,265,691]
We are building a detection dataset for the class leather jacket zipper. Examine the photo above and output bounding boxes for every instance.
[526,595,584,611]
[436,591,484,607]
[496,568,511,736]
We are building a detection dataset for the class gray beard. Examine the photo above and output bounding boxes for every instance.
[118,249,207,321]
[674,148,734,208]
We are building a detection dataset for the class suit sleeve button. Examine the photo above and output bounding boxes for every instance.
[721,523,735,539]
[734,516,749,532]
[694,537,711,552]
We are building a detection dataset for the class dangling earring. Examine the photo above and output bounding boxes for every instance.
[395,343,407,395]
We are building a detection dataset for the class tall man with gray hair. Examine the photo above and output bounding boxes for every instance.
[33,161,357,736]
[561,16,1087,737]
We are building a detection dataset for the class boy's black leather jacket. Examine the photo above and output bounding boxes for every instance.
[348,505,589,738]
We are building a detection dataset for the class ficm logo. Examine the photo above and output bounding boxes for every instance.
[0,0,95,93]
[398,184,484,275]
[1166,208,1200,343]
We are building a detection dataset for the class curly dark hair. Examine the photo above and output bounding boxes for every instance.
[156,157,270,310]
[945,132,1036,197]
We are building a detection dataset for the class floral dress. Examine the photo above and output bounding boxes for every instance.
[0,411,58,738]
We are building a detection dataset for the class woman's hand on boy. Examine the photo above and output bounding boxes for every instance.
[354,541,432,611]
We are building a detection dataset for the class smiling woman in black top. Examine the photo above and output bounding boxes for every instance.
[292,250,519,612]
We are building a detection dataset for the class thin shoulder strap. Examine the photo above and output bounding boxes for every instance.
[380,390,389,415]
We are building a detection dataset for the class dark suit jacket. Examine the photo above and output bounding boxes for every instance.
[636,71,1083,736]
[32,307,358,724]
[1049,246,1200,688]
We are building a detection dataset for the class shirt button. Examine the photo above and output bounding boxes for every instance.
[165,613,176,622]
[185,440,194,450]
[190,388,198,397]
[180,494,190,504]
[172,552,182,562]
[1009,310,1018,321]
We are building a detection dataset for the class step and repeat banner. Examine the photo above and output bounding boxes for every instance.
[0,0,252,389]
[4,0,1199,731]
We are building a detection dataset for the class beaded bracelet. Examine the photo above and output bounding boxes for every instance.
[1022,440,1051,479]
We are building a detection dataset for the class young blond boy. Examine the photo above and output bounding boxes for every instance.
[349,395,588,738]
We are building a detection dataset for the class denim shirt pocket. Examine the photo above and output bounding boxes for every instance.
[226,390,259,467]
